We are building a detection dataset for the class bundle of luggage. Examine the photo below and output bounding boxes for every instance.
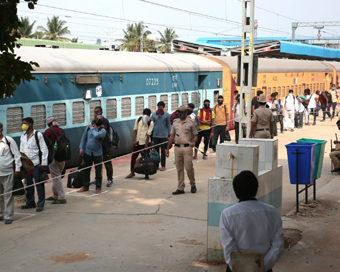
[133,150,159,176]
[67,157,86,188]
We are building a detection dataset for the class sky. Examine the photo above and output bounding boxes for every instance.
[17,0,340,47]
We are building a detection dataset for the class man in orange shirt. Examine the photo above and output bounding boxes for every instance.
[212,95,229,152]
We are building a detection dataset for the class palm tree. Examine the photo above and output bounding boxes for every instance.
[71,37,78,43]
[116,22,152,52]
[37,16,71,42]
[17,17,36,38]
[157,28,178,53]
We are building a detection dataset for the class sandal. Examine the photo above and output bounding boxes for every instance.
[4,219,13,224]
[46,196,55,201]
[125,173,135,179]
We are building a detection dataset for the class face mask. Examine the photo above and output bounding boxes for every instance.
[95,119,103,126]
[178,113,185,119]
[186,109,192,115]
[204,104,210,109]
[218,100,223,105]
[22,124,29,131]
[332,87,335,90]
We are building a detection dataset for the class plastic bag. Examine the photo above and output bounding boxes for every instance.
[209,137,216,149]
[224,130,231,142]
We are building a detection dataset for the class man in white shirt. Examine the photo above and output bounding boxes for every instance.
[219,171,284,272]
[20,117,48,212]
[283,90,297,132]
[0,122,22,224]
[295,95,306,128]
[232,95,247,143]
[126,108,154,179]
[304,89,317,125]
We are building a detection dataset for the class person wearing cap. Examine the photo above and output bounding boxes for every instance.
[249,94,274,139]
[267,93,278,136]
[283,90,298,132]
[20,117,48,212]
[44,116,67,204]
[166,106,198,195]
[330,119,340,173]
[0,122,22,224]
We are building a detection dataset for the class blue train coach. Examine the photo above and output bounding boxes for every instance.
[0,47,223,167]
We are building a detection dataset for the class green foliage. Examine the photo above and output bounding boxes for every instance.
[0,0,39,99]
[116,22,153,52]
[71,37,78,43]
[37,15,71,41]
[18,17,36,38]
[158,28,179,53]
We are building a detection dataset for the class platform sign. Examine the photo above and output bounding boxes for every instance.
[179,46,187,51]
[262,47,271,52]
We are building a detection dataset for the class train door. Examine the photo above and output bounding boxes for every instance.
[198,75,207,108]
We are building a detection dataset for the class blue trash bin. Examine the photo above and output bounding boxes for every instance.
[285,142,317,185]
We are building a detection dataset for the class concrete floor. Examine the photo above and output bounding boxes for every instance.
[1,116,340,272]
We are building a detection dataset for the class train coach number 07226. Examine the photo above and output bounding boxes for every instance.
[146,78,159,86]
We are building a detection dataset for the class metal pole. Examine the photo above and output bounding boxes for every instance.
[296,148,299,213]
[305,185,308,204]
[313,179,316,200]
[239,0,255,139]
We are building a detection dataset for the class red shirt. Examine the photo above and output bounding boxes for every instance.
[44,126,62,144]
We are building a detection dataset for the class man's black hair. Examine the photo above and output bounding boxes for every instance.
[22,117,34,125]
[236,94,240,99]
[304,89,311,95]
[271,93,276,98]
[274,92,278,96]
[94,106,103,112]
[257,90,263,96]
[218,95,224,99]
[289,89,294,93]
[143,108,152,116]
[204,99,210,103]
[188,103,195,109]
[157,101,165,107]
[233,171,258,200]
[336,119,340,125]
[0,122,3,129]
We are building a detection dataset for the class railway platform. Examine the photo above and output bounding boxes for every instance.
[1,117,340,272]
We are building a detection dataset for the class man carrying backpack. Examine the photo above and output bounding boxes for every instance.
[44,116,67,204]
[283,90,297,132]
[20,117,48,212]
[0,122,22,224]
[212,95,229,152]
[316,90,332,121]
[329,84,338,118]
[126,108,154,179]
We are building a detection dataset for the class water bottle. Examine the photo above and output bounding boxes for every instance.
[54,141,58,151]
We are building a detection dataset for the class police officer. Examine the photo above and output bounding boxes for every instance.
[166,106,198,195]
[249,94,274,139]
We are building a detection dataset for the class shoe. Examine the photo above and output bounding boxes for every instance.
[107,180,113,187]
[4,219,13,224]
[125,173,135,179]
[21,204,36,209]
[305,123,310,126]
[145,175,150,180]
[274,134,278,137]
[320,120,326,122]
[95,189,102,194]
[312,122,316,126]
[90,180,96,185]
[332,167,340,172]
[172,189,185,195]
[77,188,89,193]
[36,206,44,212]
[52,199,67,204]
[290,129,294,132]
[46,196,55,201]
[191,186,197,193]
[284,129,288,131]
[160,167,166,171]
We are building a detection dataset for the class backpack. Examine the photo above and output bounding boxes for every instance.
[325,91,332,103]
[35,131,54,165]
[133,153,157,176]
[67,157,86,188]
[48,127,71,162]
[106,125,120,150]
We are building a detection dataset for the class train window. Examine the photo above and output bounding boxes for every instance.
[281,87,285,98]
[31,105,46,129]
[214,91,219,105]
[135,96,144,116]
[160,95,168,112]
[121,98,131,118]
[148,96,157,112]
[313,83,316,92]
[182,93,188,107]
[294,85,298,93]
[298,85,301,94]
[272,87,276,93]
[52,103,66,126]
[6,107,23,133]
[106,99,117,119]
[72,101,85,124]
[252,89,256,98]
[316,83,319,91]
[277,87,281,98]
[90,100,101,114]
[171,94,179,111]
[267,87,271,96]
[191,92,199,108]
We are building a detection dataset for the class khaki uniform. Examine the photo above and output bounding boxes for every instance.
[330,143,340,169]
[251,105,274,139]
[171,118,197,191]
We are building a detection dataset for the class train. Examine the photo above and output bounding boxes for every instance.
[1,46,339,167]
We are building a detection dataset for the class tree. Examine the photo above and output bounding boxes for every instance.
[37,16,71,42]
[0,0,39,99]
[17,17,36,38]
[71,37,78,43]
[157,28,178,53]
[116,22,152,52]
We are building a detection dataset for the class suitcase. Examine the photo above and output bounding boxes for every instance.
[133,155,157,176]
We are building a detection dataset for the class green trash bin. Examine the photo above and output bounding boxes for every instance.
[296,138,327,179]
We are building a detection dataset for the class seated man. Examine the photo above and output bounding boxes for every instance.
[219,171,284,272]
[330,119,340,172]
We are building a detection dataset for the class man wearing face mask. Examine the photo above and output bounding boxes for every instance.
[166,106,198,195]
[78,115,106,194]
[329,84,338,119]
[212,95,229,152]
[20,117,48,212]
[0,122,22,224]
[194,99,214,160]
[283,90,297,132]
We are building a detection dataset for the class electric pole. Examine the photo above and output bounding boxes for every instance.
[239,0,255,140]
